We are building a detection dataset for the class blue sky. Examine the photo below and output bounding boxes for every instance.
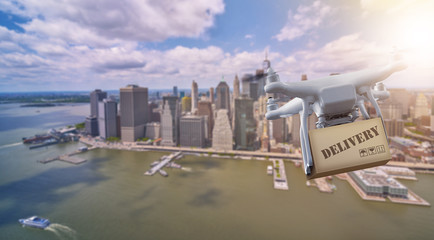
[0,0,433,92]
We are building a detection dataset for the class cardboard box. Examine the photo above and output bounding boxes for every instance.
[307,118,391,179]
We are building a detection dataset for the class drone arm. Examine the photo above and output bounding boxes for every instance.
[264,82,309,99]
[265,98,303,120]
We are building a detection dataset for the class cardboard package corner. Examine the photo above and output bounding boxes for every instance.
[307,118,391,180]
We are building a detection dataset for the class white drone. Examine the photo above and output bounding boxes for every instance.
[264,53,407,176]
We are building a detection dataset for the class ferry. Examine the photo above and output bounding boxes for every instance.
[18,216,50,229]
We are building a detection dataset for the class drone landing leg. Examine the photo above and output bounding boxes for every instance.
[300,101,313,175]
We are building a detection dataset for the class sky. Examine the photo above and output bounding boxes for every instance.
[0,0,433,92]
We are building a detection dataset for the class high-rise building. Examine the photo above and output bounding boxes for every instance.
[234,95,256,150]
[98,98,118,139]
[180,115,206,147]
[212,109,233,151]
[90,89,107,117]
[198,101,213,140]
[289,115,301,147]
[260,119,269,152]
[414,93,429,119]
[161,96,179,146]
[384,119,404,137]
[233,75,240,100]
[272,118,288,143]
[85,116,99,137]
[145,122,160,139]
[173,86,178,97]
[120,85,148,142]
[388,89,411,118]
[216,81,231,115]
[181,96,192,113]
[380,103,403,119]
[209,87,214,104]
[148,102,160,122]
[191,80,198,112]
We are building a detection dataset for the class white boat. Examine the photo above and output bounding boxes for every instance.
[18,216,50,229]
[267,165,273,175]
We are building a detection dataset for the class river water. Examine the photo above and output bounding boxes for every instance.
[0,103,433,240]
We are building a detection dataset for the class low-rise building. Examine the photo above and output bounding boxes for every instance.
[349,169,408,198]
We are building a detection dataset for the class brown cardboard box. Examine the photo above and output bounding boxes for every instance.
[307,118,391,179]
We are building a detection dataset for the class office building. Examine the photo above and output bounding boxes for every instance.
[148,102,160,122]
[90,89,107,117]
[173,86,178,97]
[414,93,429,119]
[216,81,231,116]
[234,95,256,150]
[209,87,214,104]
[120,85,148,142]
[145,122,160,139]
[212,109,233,151]
[198,101,213,140]
[233,75,240,100]
[85,116,99,137]
[384,119,404,137]
[191,80,198,112]
[181,96,192,113]
[98,98,118,139]
[180,115,205,147]
[161,96,179,146]
[380,103,403,120]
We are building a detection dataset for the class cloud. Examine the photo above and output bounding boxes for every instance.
[244,34,253,39]
[2,0,225,45]
[274,1,334,41]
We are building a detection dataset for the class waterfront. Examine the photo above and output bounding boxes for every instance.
[1,104,434,240]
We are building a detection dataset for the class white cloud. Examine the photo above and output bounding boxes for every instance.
[2,0,225,45]
[244,34,253,39]
[274,1,334,41]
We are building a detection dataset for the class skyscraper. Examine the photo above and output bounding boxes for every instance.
[212,109,233,151]
[209,87,214,104]
[180,115,205,147]
[181,96,192,113]
[161,96,179,146]
[234,95,256,150]
[90,89,107,117]
[216,81,230,115]
[98,98,118,139]
[120,85,148,142]
[173,86,178,97]
[414,93,429,119]
[191,80,198,112]
[85,116,99,137]
[198,101,213,140]
[233,75,240,100]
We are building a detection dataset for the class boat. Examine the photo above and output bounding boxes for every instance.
[267,165,273,175]
[18,216,50,229]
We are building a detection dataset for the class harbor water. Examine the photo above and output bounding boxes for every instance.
[1,103,434,240]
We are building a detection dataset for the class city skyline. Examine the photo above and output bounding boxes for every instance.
[0,0,433,92]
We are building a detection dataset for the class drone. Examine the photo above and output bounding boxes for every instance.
[264,53,407,176]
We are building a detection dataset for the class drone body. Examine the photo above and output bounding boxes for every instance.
[264,56,407,176]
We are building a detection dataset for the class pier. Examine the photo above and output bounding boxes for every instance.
[144,152,183,176]
[272,159,288,190]
[38,146,96,165]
